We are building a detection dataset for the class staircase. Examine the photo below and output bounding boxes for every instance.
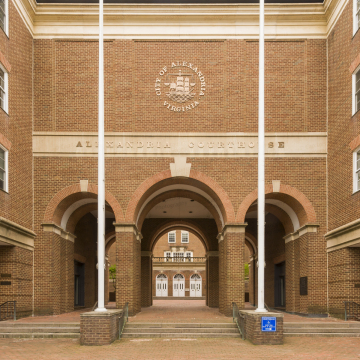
[284,322,360,337]
[0,322,80,338]
[122,322,239,338]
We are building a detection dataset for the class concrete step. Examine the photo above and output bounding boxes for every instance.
[284,327,360,334]
[127,323,236,329]
[0,327,80,334]
[284,333,360,337]
[284,322,360,329]
[0,322,79,328]
[0,333,80,339]
[122,332,240,339]
[123,327,239,334]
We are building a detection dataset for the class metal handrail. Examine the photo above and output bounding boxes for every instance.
[232,302,245,340]
[92,301,98,312]
[119,302,129,339]
[0,301,16,321]
[152,257,206,263]
[344,301,360,321]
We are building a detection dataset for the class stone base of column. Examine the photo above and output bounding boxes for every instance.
[239,310,284,345]
[80,309,122,346]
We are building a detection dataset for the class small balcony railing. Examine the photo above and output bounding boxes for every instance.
[152,257,206,263]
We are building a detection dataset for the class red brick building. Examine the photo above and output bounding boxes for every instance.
[0,0,358,320]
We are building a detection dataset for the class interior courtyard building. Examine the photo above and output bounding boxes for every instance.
[1,0,360,320]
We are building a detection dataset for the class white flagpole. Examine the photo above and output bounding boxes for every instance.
[95,0,106,312]
[256,0,267,313]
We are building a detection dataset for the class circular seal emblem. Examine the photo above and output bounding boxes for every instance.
[155,61,206,112]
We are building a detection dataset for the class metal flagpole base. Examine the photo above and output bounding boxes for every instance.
[255,308,268,313]
[94,307,107,312]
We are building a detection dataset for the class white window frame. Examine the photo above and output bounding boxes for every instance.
[353,147,360,193]
[181,231,189,243]
[0,64,8,113]
[168,231,176,243]
[354,0,360,35]
[0,0,8,36]
[352,65,360,115]
[0,144,8,192]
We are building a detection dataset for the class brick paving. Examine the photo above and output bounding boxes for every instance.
[0,337,359,360]
[3,300,349,325]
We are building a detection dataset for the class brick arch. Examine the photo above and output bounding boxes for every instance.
[125,169,235,225]
[149,220,210,253]
[236,184,316,225]
[137,190,222,232]
[43,183,124,225]
[247,203,294,235]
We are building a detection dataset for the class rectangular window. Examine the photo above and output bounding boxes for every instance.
[0,0,4,33]
[0,66,8,113]
[168,231,176,243]
[173,252,184,262]
[181,231,189,243]
[354,0,360,35]
[354,150,360,192]
[0,146,7,192]
[185,252,193,262]
[164,252,171,261]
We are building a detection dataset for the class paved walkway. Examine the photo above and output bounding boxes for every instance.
[4,300,348,324]
[1,337,359,360]
[129,300,232,323]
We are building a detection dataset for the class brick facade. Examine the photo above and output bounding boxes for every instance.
[1,0,359,325]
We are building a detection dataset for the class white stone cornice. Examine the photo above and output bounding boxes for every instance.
[218,223,247,243]
[0,216,36,251]
[42,222,76,243]
[284,223,319,244]
[12,0,346,39]
[326,218,360,252]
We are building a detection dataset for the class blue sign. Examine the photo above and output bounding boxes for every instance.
[261,317,277,332]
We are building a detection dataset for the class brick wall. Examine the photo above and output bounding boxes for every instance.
[0,0,33,230]
[328,247,360,318]
[0,246,33,318]
[328,0,360,230]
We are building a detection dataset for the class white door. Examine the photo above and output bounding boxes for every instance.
[156,274,168,297]
[190,273,202,297]
[173,274,185,297]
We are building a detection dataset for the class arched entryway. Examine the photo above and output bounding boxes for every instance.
[156,274,168,297]
[190,273,202,297]
[173,274,185,297]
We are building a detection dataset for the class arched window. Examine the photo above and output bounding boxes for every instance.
[174,273,184,280]
[157,273,167,279]
[190,273,201,280]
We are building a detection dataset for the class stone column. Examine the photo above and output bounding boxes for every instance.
[206,251,219,308]
[219,224,246,316]
[141,252,153,307]
[115,224,142,316]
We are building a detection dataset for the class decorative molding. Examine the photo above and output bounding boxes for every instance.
[326,218,360,252]
[0,217,35,251]
[80,179,88,192]
[114,223,143,242]
[284,223,319,244]
[141,251,152,257]
[33,132,327,158]
[218,223,247,243]
[42,222,76,243]
[272,180,281,193]
[206,251,219,257]
[170,156,191,177]
[12,0,346,39]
